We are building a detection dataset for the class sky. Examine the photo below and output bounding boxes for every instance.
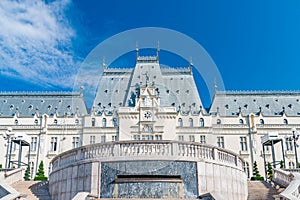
[1,0,300,108]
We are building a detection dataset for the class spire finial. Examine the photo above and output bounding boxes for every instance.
[136,41,139,60]
[189,56,193,74]
[214,78,218,93]
[102,56,107,69]
[156,41,160,61]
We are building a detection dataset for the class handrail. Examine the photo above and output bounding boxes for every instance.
[50,140,244,174]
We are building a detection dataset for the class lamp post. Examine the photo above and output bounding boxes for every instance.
[2,127,12,168]
[291,128,299,168]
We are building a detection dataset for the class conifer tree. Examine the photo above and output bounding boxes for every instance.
[267,163,273,180]
[251,161,264,180]
[34,161,47,181]
[24,165,31,181]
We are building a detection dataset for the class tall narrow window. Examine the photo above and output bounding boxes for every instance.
[189,135,195,142]
[91,118,95,126]
[101,135,106,143]
[260,119,264,125]
[239,119,244,124]
[90,136,96,144]
[283,119,288,125]
[112,135,118,141]
[50,137,58,152]
[200,135,206,144]
[178,118,183,127]
[178,135,184,141]
[15,119,18,125]
[200,118,204,127]
[217,136,224,148]
[31,137,37,152]
[112,118,118,127]
[54,119,58,125]
[240,137,247,151]
[243,162,250,178]
[72,137,80,148]
[34,119,39,125]
[30,161,34,179]
[189,118,193,127]
[102,118,107,127]
[289,161,295,169]
[286,138,293,151]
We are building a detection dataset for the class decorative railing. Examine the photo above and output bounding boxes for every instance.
[51,141,244,173]
[273,168,300,199]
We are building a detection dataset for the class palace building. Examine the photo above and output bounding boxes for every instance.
[0,52,299,199]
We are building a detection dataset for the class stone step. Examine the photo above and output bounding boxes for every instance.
[11,180,51,200]
[247,181,281,200]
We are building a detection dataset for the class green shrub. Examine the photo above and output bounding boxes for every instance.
[34,161,48,181]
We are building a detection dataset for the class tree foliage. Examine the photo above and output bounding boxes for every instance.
[34,161,47,181]
[24,165,31,181]
[251,161,264,180]
[267,163,273,180]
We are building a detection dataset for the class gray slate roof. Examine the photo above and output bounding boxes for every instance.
[210,91,300,116]
[0,92,87,117]
[93,56,203,113]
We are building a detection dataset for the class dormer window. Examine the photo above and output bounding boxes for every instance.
[265,104,269,109]
[10,104,14,110]
[288,104,292,109]
[225,104,229,109]
[104,90,108,93]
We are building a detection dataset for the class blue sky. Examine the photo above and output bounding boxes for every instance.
[1,0,300,108]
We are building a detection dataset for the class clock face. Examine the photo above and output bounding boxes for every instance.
[144,111,152,119]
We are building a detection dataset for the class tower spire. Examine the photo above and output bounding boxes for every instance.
[136,41,139,61]
[156,41,160,61]
[102,56,107,69]
[214,78,218,94]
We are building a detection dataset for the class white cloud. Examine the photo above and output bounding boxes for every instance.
[0,0,78,89]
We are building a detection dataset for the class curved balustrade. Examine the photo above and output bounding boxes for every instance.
[51,140,244,173]
[273,168,300,199]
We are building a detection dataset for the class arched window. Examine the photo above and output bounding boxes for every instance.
[15,119,18,125]
[200,118,204,127]
[239,119,244,124]
[112,118,118,127]
[189,118,193,127]
[260,119,264,125]
[178,118,183,127]
[91,118,95,126]
[283,119,288,125]
[54,119,57,124]
[102,118,107,127]
[217,119,221,124]
[75,119,79,124]
[289,161,295,169]
[34,119,39,125]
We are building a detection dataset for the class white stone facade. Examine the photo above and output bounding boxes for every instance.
[0,55,299,185]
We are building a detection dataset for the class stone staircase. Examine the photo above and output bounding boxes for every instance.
[11,181,51,200]
[247,181,282,200]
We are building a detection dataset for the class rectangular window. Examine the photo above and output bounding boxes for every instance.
[112,135,117,141]
[31,137,37,152]
[50,137,58,152]
[200,135,206,144]
[178,135,184,141]
[90,136,96,144]
[101,135,106,143]
[217,136,224,148]
[72,137,80,148]
[133,135,140,140]
[189,135,195,142]
[155,135,162,140]
[240,137,248,151]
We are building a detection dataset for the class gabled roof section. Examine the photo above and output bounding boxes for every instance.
[0,92,88,117]
[210,90,300,116]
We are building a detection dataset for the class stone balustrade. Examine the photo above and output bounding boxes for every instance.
[273,168,300,199]
[51,140,244,173]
